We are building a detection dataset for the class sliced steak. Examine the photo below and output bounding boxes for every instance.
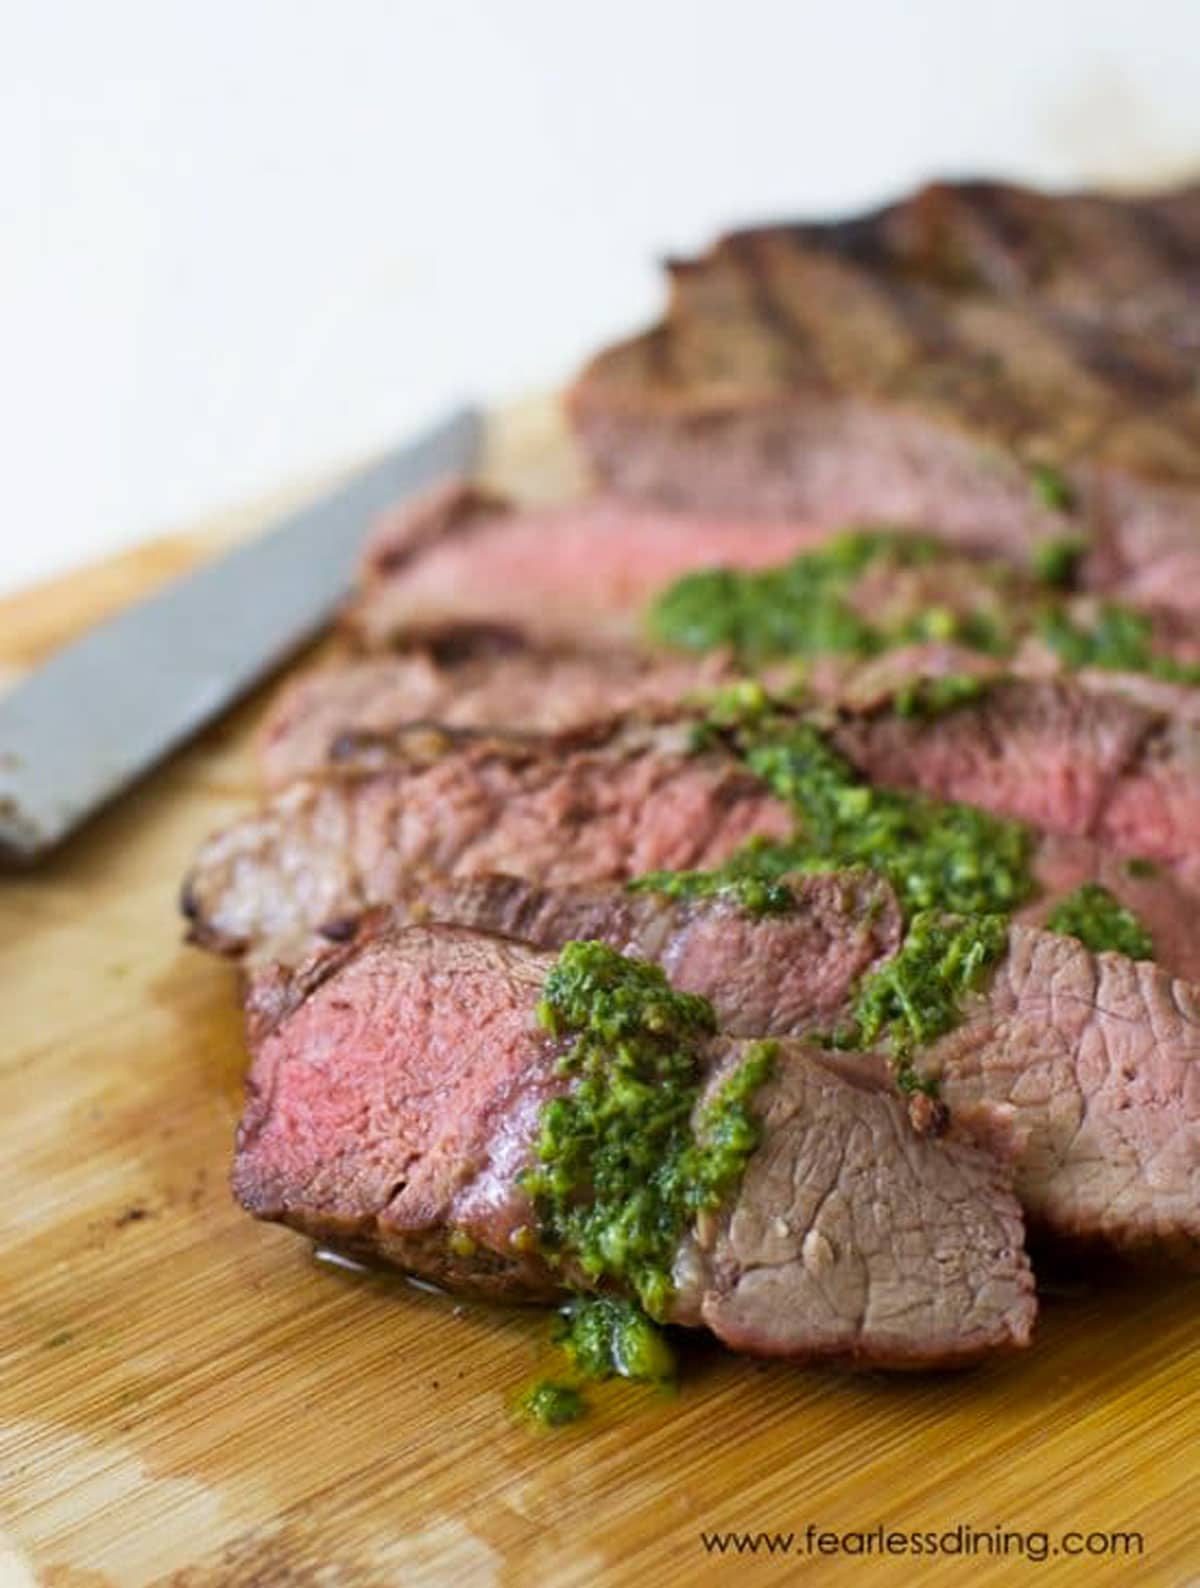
[680,1048,1032,1363]
[1021,835,1200,983]
[567,179,1200,619]
[830,678,1200,862]
[350,477,1200,663]
[350,479,830,651]
[256,646,733,792]
[235,923,1035,1366]
[185,704,1200,975]
[919,926,1200,1263]
[383,868,906,1036]
[337,884,1200,1263]
[367,842,1200,990]
[256,630,1200,795]
[183,721,793,965]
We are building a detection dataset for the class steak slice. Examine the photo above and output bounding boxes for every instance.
[378,868,907,1036]
[254,633,1200,794]
[567,179,1200,619]
[830,677,1200,863]
[255,645,734,792]
[183,721,793,966]
[235,923,1036,1367]
[187,692,1200,970]
[350,479,830,651]
[182,708,1200,978]
[348,477,1200,661]
[364,837,1200,991]
[920,926,1200,1263]
[1020,835,1200,984]
[341,880,1200,1264]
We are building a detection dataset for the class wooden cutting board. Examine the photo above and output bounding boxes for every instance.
[1,399,1197,1588]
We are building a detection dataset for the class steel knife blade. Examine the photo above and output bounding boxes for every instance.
[0,404,483,860]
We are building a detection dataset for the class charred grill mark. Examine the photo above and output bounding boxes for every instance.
[645,321,677,385]
[420,622,530,667]
[720,230,817,385]
[620,181,1200,486]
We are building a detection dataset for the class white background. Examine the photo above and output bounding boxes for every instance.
[3,0,1199,596]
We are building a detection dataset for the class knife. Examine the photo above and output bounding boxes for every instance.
[0,404,483,861]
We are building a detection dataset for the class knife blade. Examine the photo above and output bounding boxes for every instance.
[0,404,483,861]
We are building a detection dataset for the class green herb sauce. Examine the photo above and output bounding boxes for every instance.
[1032,534,1086,588]
[630,850,798,917]
[1030,463,1075,513]
[519,1380,586,1428]
[518,1297,678,1430]
[554,1296,677,1383]
[833,911,1009,1093]
[1038,604,1200,685]
[522,941,775,1321]
[893,673,989,719]
[734,711,1034,920]
[639,693,1033,928]
[650,528,1200,702]
[897,606,1011,655]
[646,529,940,663]
[1044,883,1155,961]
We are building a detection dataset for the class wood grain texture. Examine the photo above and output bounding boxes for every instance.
[0,397,1197,1588]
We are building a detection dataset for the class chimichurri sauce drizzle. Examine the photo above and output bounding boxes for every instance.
[518,944,777,1424]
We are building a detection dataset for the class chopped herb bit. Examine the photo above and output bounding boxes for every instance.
[1125,857,1158,880]
[897,606,1012,656]
[894,673,988,718]
[519,1380,586,1427]
[1030,463,1075,513]
[1033,534,1086,588]
[555,1297,677,1383]
[1038,602,1151,671]
[1045,883,1155,960]
[1038,604,1200,685]
[523,943,773,1320]
[693,1040,778,1203]
[688,676,775,743]
[837,911,1009,1090]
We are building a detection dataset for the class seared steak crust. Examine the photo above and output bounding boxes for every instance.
[235,924,1036,1365]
